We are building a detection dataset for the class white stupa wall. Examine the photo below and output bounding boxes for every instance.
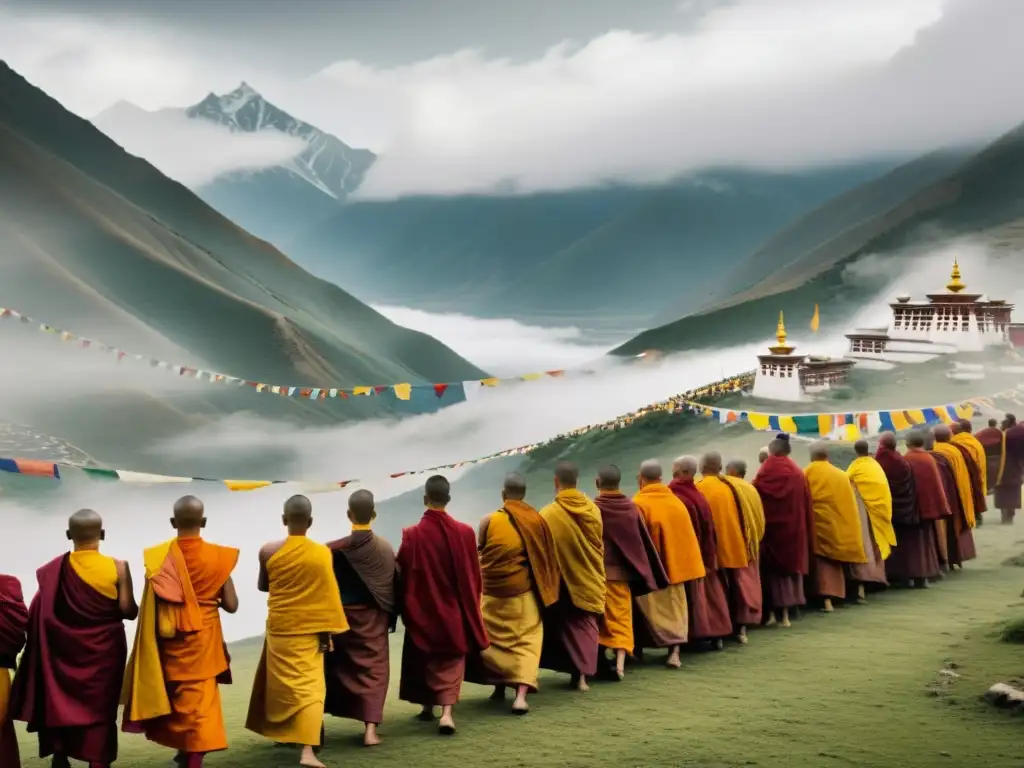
[752,361,804,402]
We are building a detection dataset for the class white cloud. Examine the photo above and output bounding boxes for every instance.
[92,103,307,187]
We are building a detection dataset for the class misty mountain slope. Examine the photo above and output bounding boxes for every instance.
[94,83,376,248]
[0,60,482,389]
[287,163,897,326]
[613,122,1024,357]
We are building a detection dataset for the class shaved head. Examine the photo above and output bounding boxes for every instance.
[554,461,579,489]
[989,418,998,428]
[906,431,925,448]
[854,440,870,457]
[725,459,747,478]
[878,432,897,450]
[283,494,313,532]
[639,459,662,482]
[933,424,952,443]
[348,489,376,525]
[672,455,698,478]
[700,451,722,476]
[67,508,104,544]
[809,442,829,461]
[956,418,972,434]
[758,447,769,464]
[923,431,936,450]
[768,439,789,457]
[596,465,621,491]
[950,421,962,435]
[172,495,206,531]
[502,472,527,500]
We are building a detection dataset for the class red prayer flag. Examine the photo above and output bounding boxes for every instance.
[374,386,387,395]
[433,383,449,398]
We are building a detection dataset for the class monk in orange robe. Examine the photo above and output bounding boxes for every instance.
[632,459,705,668]
[0,574,28,768]
[697,452,763,644]
[11,510,138,768]
[931,426,978,565]
[121,495,239,768]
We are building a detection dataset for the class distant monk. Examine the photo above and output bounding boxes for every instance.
[398,475,487,732]
[0,574,28,767]
[845,440,896,599]
[804,443,867,611]
[1000,414,1024,524]
[468,473,560,712]
[975,418,1006,496]
[758,447,770,466]
[753,438,813,626]
[698,452,763,643]
[592,465,668,679]
[902,431,950,579]
[932,425,978,565]
[877,433,934,588]
[12,509,137,768]
[952,419,988,526]
[668,456,732,647]
[121,495,239,768]
[247,495,348,767]
[632,459,704,667]
[539,462,605,691]
[324,490,397,745]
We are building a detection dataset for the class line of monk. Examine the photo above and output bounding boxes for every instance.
[0,416,1007,766]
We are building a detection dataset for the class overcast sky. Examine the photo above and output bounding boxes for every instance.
[2,0,1022,197]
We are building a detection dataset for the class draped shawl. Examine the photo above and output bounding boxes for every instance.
[753,456,813,575]
[594,492,668,595]
[329,530,397,614]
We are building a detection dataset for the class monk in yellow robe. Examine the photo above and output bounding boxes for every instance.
[698,452,762,644]
[247,495,348,767]
[804,443,866,612]
[952,419,988,525]
[539,461,605,692]
[932,425,978,564]
[468,473,561,712]
[11,510,137,768]
[845,440,897,602]
[722,458,766,638]
[632,459,705,668]
[121,495,239,768]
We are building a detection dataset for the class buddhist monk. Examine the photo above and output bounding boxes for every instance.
[698,452,763,643]
[804,442,867,612]
[398,475,487,732]
[121,495,239,768]
[324,489,397,745]
[0,574,27,768]
[722,460,766,564]
[753,439,813,627]
[845,440,896,599]
[11,509,137,768]
[669,456,732,648]
[877,433,935,588]
[758,447,769,465]
[247,495,348,767]
[975,418,1006,498]
[999,414,1024,524]
[932,425,978,565]
[539,461,605,691]
[952,419,988,526]
[592,465,668,678]
[922,430,956,568]
[902,431,951,579]
[468,473,560,712]
[632,459,704,667]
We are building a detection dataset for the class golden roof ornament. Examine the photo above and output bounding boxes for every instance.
[768,310,795,355]
[946,257,965,293]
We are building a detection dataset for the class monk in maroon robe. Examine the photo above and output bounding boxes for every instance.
[593,464,669,677]
[398,475,488,735]
[925,432,977,567]
[325,489,397,747]
[998,416,1024,524]
[752,438,813,627]
[11,510,138,768]
[976,419,1006,496]
[0,574,28,768]
[668,456,731,646]
[905,431,953,570]
[879,432,937,586]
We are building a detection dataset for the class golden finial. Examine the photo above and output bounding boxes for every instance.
[776,311,787,346]
[946,257,965,293]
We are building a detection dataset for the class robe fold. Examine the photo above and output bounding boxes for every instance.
[247,536,348,745]
[11,553,126,764]
[846,456,897,561]
[933,442,978,528]
[875,446,918,526]
[468,501,559,691]
[539,490,604,677]
[0,574,27,768]
[976,426,1007,500]
[847,488,889,586]
[721,476,767,625]
[930,451,977,564]
[668,478,732,639]
[696,476,749,569]
[398,509,487,705]
[880,448,936,583]
[952,432,988,497]
[805,461,866,600]
[122,537,239,756]
[997,424,1024,512]
[324,528,396,725]
[594,491,669,653]
[951,440,987,521]
[904,450,950,521]
[753,456,813,611]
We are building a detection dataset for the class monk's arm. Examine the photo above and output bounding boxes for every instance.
[477,515,491,551]
[116,560,139,620]
[220,576,239,614]
[257,546,270,593]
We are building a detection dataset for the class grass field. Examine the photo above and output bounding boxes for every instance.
[15,525,1024,768]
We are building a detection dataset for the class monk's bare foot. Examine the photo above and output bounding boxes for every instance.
[856,585,868,605]
[416,706,435,721]
[299,745,325,768]
[918,578,930,589]
[822,599,834,613]
[489,685,506,701]
[736,627,748,645]
[576,675,590,692]
[511,698,530,715]
[363,724,381,747]
[438,714,456,735]
[781,608,792,628]
[714,638,725,650]
[765,612,777,628]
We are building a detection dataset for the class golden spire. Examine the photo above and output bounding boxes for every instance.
[946,257,965,293]
[776,310,787,346]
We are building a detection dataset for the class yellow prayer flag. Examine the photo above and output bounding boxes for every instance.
[905,409,926,425]
[955,403,974,419]
[520,373,544,381]
[481,378,500,387]
[779,415,798,433]
[748,412,771,430]
[889,411,910,431]
[352,386,372,396]
[810,303,820,333]
[224,480,272,492]
[393,383,412,401]
[817,414,834,435]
